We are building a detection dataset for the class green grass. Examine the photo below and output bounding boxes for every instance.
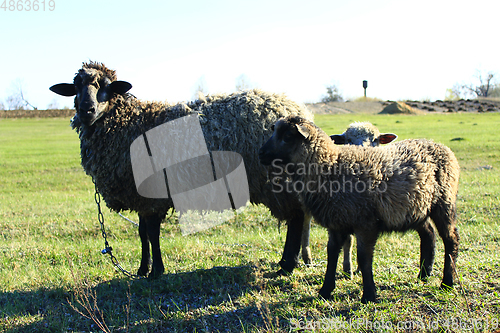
[0,114,499,332]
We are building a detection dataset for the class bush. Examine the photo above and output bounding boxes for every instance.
[321,84,343,103]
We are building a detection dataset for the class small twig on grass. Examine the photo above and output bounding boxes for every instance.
[416,294,439,316]
[254,263,283,332]
[66,257,111,333]
[124,281,132,332]
[67,286,111,333]
[449,254,472,316]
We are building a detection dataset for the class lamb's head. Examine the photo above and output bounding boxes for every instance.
[259,116,329,167]
[50,61,132,126]
[330,121,397,147]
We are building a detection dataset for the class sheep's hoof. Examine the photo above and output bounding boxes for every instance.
[341,270,353,280]
[275,268,293,277]
[361,295,377,304]
[147,266,165,280]
[137,265,150,277]
[318,288,332,300]
[278,260,297,275]
[302,248,312,266]
[440,282,454,290]
[418,269,432,282]
[418,274,430,283]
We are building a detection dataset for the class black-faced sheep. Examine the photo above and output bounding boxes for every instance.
[259,116,460,303]
[50,61,314,278]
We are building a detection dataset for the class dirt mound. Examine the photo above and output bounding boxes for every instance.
[379,101,425,115]
[306,101,385,114]
[405,99,500,113]
[306,98,500,115]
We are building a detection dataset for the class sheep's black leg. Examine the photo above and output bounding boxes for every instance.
[137,215,151,277]
[356,229,379,303]
[416,219,436,281]
[342,235,354,279]
[431,204,459,289]
[146,214,165,279]
[319,229,348,299]
[277,209,304,275]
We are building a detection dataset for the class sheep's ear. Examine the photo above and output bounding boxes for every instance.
[330,134,346,145]
[50,83,76,96]
[296,124,310,139]
[109,81,132,95]
[379,133,397,144]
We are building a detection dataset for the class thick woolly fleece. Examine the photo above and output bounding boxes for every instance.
[259,116,460,301]
[277,118,459,231]
[70,64,313,224]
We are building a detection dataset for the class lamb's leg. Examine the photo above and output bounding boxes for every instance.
[342,235,354,279]
[301,213,313,266]
[137,215,151,277]
[416,218,436,281]
[278,209,304,275]
[319,229,348,299]
[431,205,459,289]
[356,230,379,303]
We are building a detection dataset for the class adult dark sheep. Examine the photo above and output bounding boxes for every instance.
[50,61,314,278]
[259,116,460,303]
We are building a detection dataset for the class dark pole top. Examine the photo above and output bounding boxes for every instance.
[363,80,368,89]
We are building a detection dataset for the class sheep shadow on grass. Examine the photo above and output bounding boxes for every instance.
[0,264,287,332]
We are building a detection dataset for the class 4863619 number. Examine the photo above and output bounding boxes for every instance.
[1,0,55,11]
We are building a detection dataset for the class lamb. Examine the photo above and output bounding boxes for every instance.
[259,116,460,303]
[49,61,315,278]
[330,121,397,147]
[331,122,438,282]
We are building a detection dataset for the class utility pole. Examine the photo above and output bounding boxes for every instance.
[363,80,368,99]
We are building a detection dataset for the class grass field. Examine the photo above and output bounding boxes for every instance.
[0,113,499,332]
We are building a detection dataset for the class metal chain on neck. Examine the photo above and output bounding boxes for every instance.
[93,178,143,279]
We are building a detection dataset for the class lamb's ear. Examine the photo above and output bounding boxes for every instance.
[109,81,132,95]
[296,124,310,139]
[49,83,76,96]
[330,134,346,145]
[379,133,397,144]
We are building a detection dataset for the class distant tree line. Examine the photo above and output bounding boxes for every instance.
[0,79,37,110]
[448,71,500,100]
[3,71,498,111]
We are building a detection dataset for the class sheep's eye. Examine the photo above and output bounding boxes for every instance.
[99,79,110,89]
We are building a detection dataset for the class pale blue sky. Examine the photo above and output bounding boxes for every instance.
[0,0,499,109]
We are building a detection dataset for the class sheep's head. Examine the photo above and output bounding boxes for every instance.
[49,61,132,126]
[330,122,397,147]
[259,116,322,167]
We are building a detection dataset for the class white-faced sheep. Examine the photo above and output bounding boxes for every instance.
[50,61,314,278]
[329,122,398,278]
[331,122,438,283]
[330,121,397,147]
[259,116,460,303]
